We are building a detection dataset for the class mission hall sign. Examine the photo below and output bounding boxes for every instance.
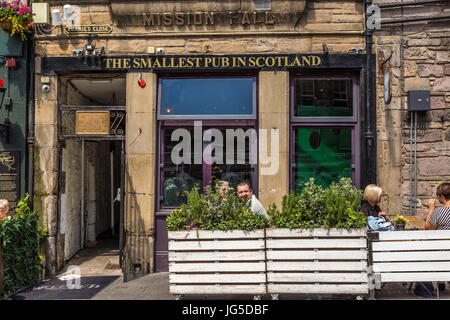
[110,0,307,28]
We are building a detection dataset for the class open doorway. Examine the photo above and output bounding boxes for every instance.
[58,76,125,276]
[60,140,122,260]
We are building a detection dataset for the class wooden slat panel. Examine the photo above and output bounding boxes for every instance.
[169,262,265,273]
[372,240,450,252]
[372,261,450,273]
[170,284,266,295]
[170,274,266,284]
[373,251,450,262]
[266,228,366,238]
[267,284,368,294]
[375,230,450,241]
[267,261,367,272]
[267,272,368,283]
[169,240,264,251]
[168,229,265,240]
[379,272,450,283]
[266,238,366,249]
[267,250,367,261]
[169,251,265,262]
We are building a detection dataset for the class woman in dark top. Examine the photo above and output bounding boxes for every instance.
[362,184,393,231]
[361,184,389,220]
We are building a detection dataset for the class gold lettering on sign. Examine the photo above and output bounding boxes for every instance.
[105,55,323,70]
[76,111,110,135]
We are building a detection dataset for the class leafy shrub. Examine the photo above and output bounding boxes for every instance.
[1,194,45,296]
[269,178,366,230]
[323,178,366,229]
[270,178,327,228]
[166,184,268,231]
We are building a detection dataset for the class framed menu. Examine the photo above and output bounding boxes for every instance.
[0,150,20,210]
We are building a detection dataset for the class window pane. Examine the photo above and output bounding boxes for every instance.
[294,79,353,117]
[162,128,202,207]
[209,127,255,189]
[294,127,352,191]
[160,78,254,117]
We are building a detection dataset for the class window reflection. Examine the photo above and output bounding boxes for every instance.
[294,127,352,191]
[161,126,255,207]
[160,78,254,117]
[162,128,202,207]
[294,79,353,117]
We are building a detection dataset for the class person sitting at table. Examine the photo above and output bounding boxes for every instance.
[236,181,268,219]
[424,182,450,294]
[425,182,450,230]
[361,184,393,231]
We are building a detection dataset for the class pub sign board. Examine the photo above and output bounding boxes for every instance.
[104,54,323,71]
[0,150,20,210]
[40,54,366,74]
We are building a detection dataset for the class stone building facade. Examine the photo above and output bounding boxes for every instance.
[32,0,448,279]
[371,0,450,220]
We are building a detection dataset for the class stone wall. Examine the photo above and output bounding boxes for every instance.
[37,0,364,57]
[35,0,367,274]
[373,1,450,219]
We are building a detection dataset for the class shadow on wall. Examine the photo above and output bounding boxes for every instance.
[122,165,154,281]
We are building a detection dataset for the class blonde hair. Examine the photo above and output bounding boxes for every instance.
[363,184,383,203]
[0,199,9,210]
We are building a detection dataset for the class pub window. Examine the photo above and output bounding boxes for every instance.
[158,77,258,210]
[293,78,355,120]
[254,0,271,10]
[291,75,360,191]
[158,77,256,120]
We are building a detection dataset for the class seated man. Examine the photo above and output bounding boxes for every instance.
[236,182,268,219]
[217,180,230,197]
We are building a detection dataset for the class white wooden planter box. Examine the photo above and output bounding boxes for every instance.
[266,228,369,296]
[370,230,450,283]
[168,229,266,298]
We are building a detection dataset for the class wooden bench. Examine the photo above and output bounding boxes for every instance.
[369,230,450,299]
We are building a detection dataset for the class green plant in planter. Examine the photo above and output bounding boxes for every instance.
[0,1,33,41]
[270,178,327,229]
[323,178,366,229]
[166,184,268,231]
[269,177,366,230]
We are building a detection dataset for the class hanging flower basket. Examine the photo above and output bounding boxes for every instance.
[0,18,13,33]
[0,1,33,41]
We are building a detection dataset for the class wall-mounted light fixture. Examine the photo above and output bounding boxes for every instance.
[33,3,80,35]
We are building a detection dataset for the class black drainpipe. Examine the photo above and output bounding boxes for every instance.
[365,0,376,185]
[27,29,35,208]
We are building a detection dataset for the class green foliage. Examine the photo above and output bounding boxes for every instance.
[0,194,43,296]
[0,1,33,41]
[323,178,366,229]
[270,178,366,230]
[271,178,327,229]
[166,184,268,231]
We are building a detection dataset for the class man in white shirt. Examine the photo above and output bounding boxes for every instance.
[236,182,268,219]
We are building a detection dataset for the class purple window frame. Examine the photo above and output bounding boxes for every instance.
[289,73,361,190]
[157,120,259,212]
